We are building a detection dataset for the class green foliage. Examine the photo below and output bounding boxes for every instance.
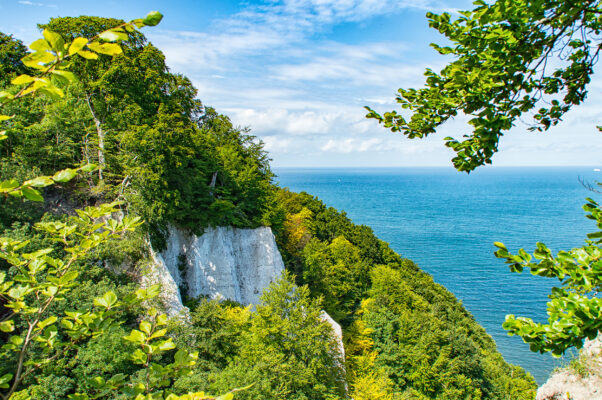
[214,273,346,400]
[494,197,602,356]
[0,33,28,86]
[0,14,241,400]
[367,0,602,172]
[1,17,278,247]
[275,188,537,399]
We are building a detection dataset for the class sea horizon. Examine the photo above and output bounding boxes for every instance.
[274,166,600,384]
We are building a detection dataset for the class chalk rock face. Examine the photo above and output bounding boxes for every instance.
[537,336,602,400]
[148,226,285,316]
[320,311,345,360]
[143,249,187,317]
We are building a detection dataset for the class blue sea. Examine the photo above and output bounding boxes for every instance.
[275,166,601,384]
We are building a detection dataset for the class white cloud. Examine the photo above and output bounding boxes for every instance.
[18,0,56,7]
[148,0,602,168]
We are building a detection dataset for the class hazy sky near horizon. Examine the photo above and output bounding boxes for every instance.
[2,0,602,168]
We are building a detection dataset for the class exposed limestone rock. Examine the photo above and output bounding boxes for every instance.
[144,225,347,384]
[142,248,188,318]
[537,336,602,400]
[320,311,345,360]
[146,225,285,315]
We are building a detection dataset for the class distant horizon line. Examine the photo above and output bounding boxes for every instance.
[272,165,602,169]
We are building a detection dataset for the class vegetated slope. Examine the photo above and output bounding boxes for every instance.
[1,18,535,399]
[275,188,537,399]
[0,17,279,249]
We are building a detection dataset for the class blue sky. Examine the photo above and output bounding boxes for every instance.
[2,0,602,168]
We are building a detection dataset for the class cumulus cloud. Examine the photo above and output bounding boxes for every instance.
[147,0,602,167]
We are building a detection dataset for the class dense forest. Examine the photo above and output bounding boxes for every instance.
[0,15,537,400]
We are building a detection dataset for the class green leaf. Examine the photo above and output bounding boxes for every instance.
[51,70,77,83]
[22,51,56,69]
[76,50,98,60]
[42,29,64,52]
[68,394,90,400]
[103,291,118,308]
[156,313,168,326]
[60,270,79,284]
[29,38,51,52]
[11,74,35,85]
[37,316,57,330]
[0,373,13,389]
[52,168,77,183]
[156,339,175,351]
[139,320,152,335]
[68,37,88,55]
[38,85,65,99]
[142,11,163,26]
[78,163,97,173]
[22,187,44,202]
[23,176,54,188]
[87,42,123,56]
[123,329,145,344]
[0,179,19,192]
[94,291,117,309]
[0,320,14,333]
[98,31,128,42]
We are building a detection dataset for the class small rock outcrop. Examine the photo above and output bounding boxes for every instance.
[537,336,602,400]
[147,226,285,316]
[320,311,345,361]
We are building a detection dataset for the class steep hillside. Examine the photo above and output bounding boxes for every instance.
[275,189,536,399]
[0,17,536,399]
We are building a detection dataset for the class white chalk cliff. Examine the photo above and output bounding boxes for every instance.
[537,336,602,400]
[145,225,345,372]
[147,226,285,316]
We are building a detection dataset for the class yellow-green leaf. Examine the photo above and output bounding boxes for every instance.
[37,316,57,330]
[0,179,19,192]
[23,176,54,188]
[98,30,128,42]
[139,320,152,335]
[38,85,65,100]
[22,187,44,202]
[11,74,35,85]
[68,37,88,55]
[0,320,14,333]
[42,29,64,52]
[52,168,77,183]
[87,42,123,56]
[143,11,163,27]
[123,329,145,344]
[76,50,98,60]
[29,38,51,52]
[78,163,97,173]
[51,69,77,83]
[22,51,56,69]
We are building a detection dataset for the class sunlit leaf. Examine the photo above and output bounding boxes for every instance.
[68,37,88,55]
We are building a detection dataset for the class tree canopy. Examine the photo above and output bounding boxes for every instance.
[367,0,602,172]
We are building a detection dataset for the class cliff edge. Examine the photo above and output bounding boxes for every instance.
[537,336,602,400]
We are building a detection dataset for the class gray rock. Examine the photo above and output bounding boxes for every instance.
[147,225,284,315]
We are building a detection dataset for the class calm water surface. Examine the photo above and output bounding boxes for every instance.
[275,167,601,384]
